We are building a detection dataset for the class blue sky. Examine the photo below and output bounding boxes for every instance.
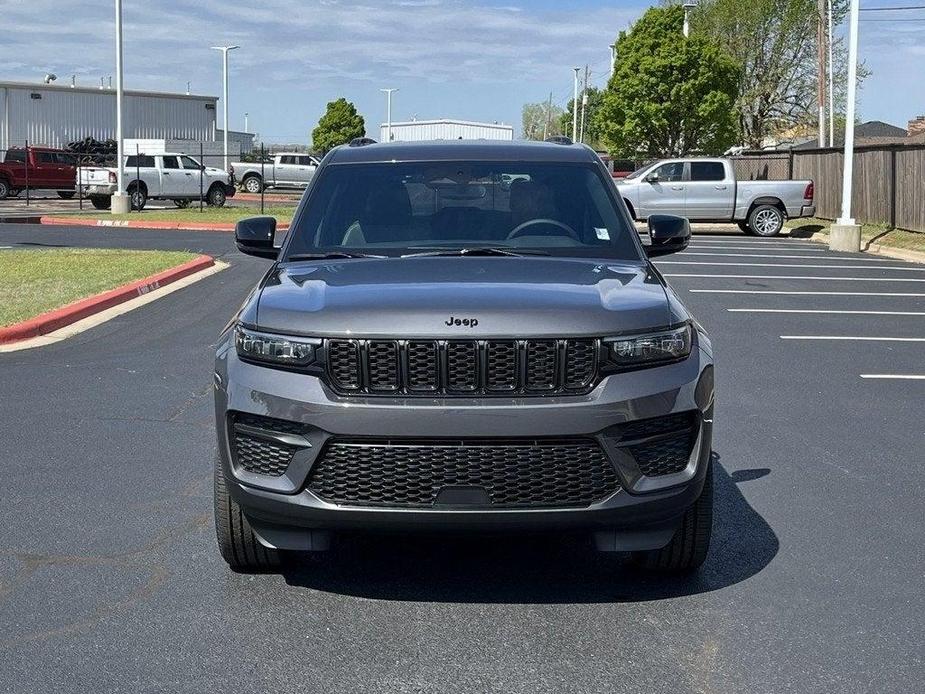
[1,0,922,143]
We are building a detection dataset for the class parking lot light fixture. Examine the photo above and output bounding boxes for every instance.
[683,1,698,38]
[380,89,398,142]
[211,45,239,173]
[830,0,861,253]
[111,0,130,214]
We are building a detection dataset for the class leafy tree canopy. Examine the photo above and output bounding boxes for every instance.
[595,5,739,157]
[311,98,366,154]
[522,100,565,140]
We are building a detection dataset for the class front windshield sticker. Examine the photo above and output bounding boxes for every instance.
[595,227,610,241]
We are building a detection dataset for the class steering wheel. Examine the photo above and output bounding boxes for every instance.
[506,218,579,241]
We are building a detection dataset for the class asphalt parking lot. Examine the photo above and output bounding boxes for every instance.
[1,223,922,693]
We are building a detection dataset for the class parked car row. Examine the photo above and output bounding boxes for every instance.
[0,146,235,210]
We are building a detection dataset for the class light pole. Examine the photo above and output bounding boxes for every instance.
[827,0,835,147]
[830,0,861,252]
[111,0,130,214]
[609,43,617,76]
[380,88,398,141]
[211,45,239,172]
[572,67,580,141]
[682,1,697,38]
[244,112,249,133]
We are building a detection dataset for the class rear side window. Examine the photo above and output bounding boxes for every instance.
[280,156,297,165]
[125,155,156,168]
[690,162,725,182]
[37,152,55,163]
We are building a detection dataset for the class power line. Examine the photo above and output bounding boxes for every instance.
[859,4,925,10]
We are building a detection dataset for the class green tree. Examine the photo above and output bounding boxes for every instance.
[559,87,605,149]
[311,98,366,154]
[522,100,564,140]
[595,5,739,157]
[691,0,862,148]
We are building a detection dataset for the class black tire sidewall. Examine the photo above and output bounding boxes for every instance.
[208,186,226,207]
[243,177,262,194]
[748,205,784,237]
[0,179,9,199]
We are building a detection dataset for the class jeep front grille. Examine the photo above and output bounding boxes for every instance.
[324,338,599,396]
[307,438,619,508]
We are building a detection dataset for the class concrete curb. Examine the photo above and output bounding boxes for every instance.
[0,254,215,344]
[37,215,289,233]
[234,192,302,203]
[784,226,925,265]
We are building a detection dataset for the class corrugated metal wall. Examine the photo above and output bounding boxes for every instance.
[0,84,217,149]
[381,120,514,142]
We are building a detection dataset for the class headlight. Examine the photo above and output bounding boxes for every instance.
[235,326,318,367]
[606,324,692,367]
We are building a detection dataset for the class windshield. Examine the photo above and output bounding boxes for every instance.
[624,164,654,180]
[283,161,641,260]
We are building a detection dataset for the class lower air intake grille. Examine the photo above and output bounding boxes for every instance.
[629,434,694,477]
[613,411,699,478]
[307,439,619,508]
[230,412,306,477]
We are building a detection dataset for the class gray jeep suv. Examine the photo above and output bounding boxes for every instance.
[214,140,714,573]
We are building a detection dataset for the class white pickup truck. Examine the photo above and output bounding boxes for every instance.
[230,153,320,194]
[616,157,815,236]
[78,153,235,210]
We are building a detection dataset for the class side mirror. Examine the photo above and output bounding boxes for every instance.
[644,172,659,183]
[235,216,278,259]
[645,214,690,257]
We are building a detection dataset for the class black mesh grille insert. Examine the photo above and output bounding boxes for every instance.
[611,411,698,477]
[230,412,308,477]
[324,338,599,396]
[307,439,619,508]
[629,434,693,477]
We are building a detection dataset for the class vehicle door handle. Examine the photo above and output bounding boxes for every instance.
[714,185,727,190]
[185,173,192,176]
[163,172,171,175]
[670,186,684,191]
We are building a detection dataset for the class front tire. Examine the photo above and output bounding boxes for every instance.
[207,184,227,207]
[0,178,10,200]
[631,459,713,573]
[214,452,281,573]
[748,204,784,237]
[129,186,147,211]
[242,176,263,194]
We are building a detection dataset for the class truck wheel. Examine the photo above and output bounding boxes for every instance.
[173,199,191,208]
[214,451,281,573]
[90,195,111,210]
[128,185,147,211]
[631,459,713,573]
[0,178,10,200]
[242,176,263,194]
[57,191,76,200]
[207,184,227,208]
[748,204,784,237]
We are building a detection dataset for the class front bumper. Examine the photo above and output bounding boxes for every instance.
[213,334,715,551]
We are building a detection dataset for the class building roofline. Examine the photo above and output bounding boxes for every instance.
[0,80,217,101]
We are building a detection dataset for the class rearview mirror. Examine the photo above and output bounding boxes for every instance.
[235,216,278,259]
[645,214,690,257]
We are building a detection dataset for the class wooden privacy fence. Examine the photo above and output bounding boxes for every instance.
[730,144,925,233]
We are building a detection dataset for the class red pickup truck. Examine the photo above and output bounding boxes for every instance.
[0,147,77,200]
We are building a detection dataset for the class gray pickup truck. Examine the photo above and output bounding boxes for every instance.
[231,153,320,194]
[616,157,815,236]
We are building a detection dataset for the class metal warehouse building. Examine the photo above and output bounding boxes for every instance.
[0,80,218,150]
[380,119,514,142]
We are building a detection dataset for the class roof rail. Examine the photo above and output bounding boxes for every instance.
[349,137,378,147]
[545,136,573,145]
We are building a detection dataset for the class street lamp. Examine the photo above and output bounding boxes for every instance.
[380,88,398,141]
[211,45,239,172]
[572,67,580,141]
[609,43,617,75]
[111,0,130,214]
[683,0,697,38]
[830,0,861,252]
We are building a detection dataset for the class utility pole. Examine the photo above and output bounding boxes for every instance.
[830,0,861,252]
[380,88,398,141]
[211,45,239,173]
[111,0,129,214]
[543,91,553,140]
[817,0,826,147]
[572,67,580,141]
[683,1,697,38]
[579,65,589,144]
[827,0,835,147]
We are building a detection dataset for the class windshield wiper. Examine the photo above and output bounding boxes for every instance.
[401,247,549,258]
[285,251,387,261]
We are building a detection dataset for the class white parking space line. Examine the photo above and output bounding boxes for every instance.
[729,308,925,316]
[679,252,900,262]
[690,289,925,296]
[665,274,925,283]
[860,374,925,380]
[780,336,925,342]
[660,261,925,271]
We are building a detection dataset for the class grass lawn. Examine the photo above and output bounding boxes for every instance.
[788,217,925,255]
[0,248,199,327]
[77,206,295,225]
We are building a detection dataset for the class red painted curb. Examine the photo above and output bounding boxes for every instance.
[0,254,215,345]
[38,216,289,233]
[235,192,302,202]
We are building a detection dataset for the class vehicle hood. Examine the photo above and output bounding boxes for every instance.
[251,257,673,338]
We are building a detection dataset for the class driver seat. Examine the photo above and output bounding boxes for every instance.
[509,179,559,230]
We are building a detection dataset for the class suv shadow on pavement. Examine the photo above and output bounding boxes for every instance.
[280,453,778,603]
